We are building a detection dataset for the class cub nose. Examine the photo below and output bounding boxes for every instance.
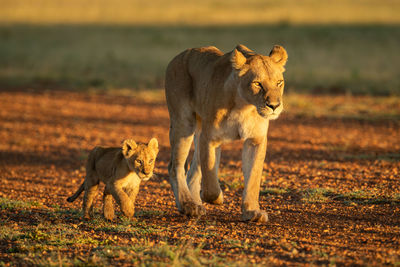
[265,100,280,111]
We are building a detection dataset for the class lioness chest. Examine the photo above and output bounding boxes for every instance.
[208,105,269,142]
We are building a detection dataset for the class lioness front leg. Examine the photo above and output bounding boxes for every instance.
[241,137,268,223]
[199,133,223,205]
[108,184,135,218]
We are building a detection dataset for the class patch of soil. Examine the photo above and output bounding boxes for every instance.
[0,91,399,265]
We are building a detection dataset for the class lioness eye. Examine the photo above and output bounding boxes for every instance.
[253,82,262,87]
[277,80,283,86]
[135,159,142,165]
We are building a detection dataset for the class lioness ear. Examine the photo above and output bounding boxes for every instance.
[236,44,255,57]
[230,49,247,70]
[148,138,158,151]
[122,139,137,157]
[269,45,288,67]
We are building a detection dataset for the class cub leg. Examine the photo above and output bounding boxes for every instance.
[125,178,141,216]
[241,137,268,223]
[168,122,205,217]
[109,184,135,218]
[126,186,140,203]
[103,186,114,221]
[82,178,99,219]
[199,132,223,205]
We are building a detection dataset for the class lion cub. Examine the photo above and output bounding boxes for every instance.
[67,138,159,220]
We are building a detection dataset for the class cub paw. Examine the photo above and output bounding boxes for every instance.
[201,190,224,205]
[122,209,134,219]
[103,209,115,221]
[242,210,269,223]
[83,213,91,220]
[180,201,206,217]
[120,203,135,218]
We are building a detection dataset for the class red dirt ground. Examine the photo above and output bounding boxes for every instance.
[0,90,399,265]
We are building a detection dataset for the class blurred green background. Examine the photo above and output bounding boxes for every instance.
[1,0,399,95]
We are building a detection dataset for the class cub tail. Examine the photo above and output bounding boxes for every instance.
[67,147,98,203]
[67,182,84,202]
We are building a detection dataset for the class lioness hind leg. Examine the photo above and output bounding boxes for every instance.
[199,133,224,205]
[103,187,114,221]
[165,51,206,217]
[168,123,205,217]
[187,132,202,204]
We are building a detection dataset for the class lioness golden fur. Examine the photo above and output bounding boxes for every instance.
[67,138,159,220]
[165,44,287,222]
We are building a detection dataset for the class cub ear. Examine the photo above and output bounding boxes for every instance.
[122,139,137,157]
[230,48,247,70]
[269,45,288,67]
[148,138,159,151]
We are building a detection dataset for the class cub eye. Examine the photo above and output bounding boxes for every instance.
[277,80,284,86]
[149,159,154,164]
[135,159,143,165]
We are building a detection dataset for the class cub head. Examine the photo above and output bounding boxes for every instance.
[231,44,288,120]
[122,138,159,181]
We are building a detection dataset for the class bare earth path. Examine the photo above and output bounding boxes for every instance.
[0,91,399,266]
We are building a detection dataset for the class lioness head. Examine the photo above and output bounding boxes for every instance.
[231,44,288,120]
[122,138,159,181]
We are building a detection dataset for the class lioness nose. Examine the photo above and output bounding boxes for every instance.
[265,100,280,111]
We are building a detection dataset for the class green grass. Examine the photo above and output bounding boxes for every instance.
[3,222,219,266]
[301,188,335,203]
[0,197,227,266]
[341,152,400,162]
[0,197,248,266]
[1,221,224,266]
[0,24,399,95]
[261,187,290,196]
[298,188,400,205]
[260,187,400,205]
[285,94,400,121]
[1,0,400,95]
[0,197,41,210]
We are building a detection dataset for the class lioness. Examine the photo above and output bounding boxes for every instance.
[165,44,287,222]
[67,138,159,220]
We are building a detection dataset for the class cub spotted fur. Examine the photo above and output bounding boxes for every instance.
[165,44,287,222]
[67,138,159,220]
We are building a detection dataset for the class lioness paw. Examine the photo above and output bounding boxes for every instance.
[201,190,224,205]
[242,210,269,223]
[180,201,206,217]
